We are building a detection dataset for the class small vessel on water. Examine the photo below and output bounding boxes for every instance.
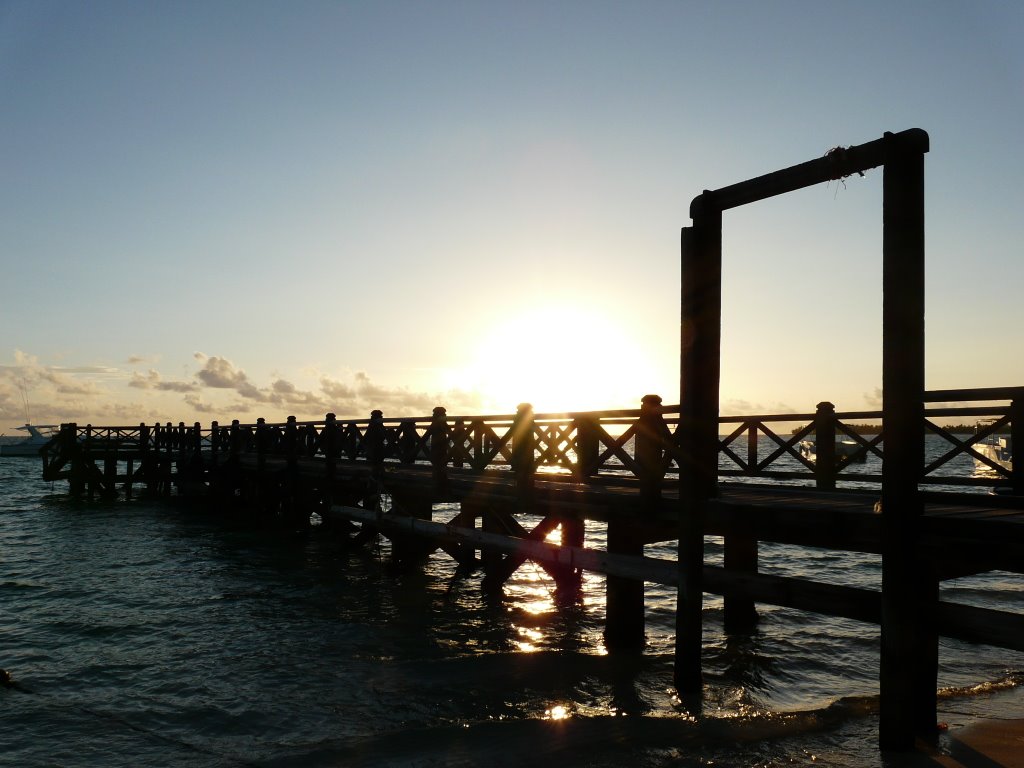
[0,424,58,458]
[973,434,1012,472]
[797,439,867,463]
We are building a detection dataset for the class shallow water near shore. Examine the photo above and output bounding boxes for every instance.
[2,457,1023,767]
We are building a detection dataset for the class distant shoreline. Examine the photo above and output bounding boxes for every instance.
[793,423,996,436]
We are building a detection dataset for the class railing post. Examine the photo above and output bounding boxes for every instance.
[430,406,450,493]
[574,413,599,480]
[210,420,220,467]
[323,412,337,476]
[398,419,418,465]
[470,418,484,470]
[1010,397,1023,495]
[229,419,241,460]
[285,415,298,470]
[67,423,85,496]
[814,401,837,490]
[746,421,758,474]
[451,418,466,468]
[82,424,95,500]
[365,410,386,475]
[255,417,268,475]
[136,422,150,497]
[164,423,177,497]
[343,422,360,460]
[303,423,318,457]
[636,394,667,506]
[511,403,536,500]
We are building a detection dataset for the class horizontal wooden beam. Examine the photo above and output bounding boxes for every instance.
[326,505,1023,652]
[326,504,676,584]
[936,601,1024,653]
[924,386,1024,403]
[690,128,928,217]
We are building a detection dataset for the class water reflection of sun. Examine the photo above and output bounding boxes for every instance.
[455,304,659,414]
[544,704,571,720]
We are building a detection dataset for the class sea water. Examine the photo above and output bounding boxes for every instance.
[2,441,1023,767]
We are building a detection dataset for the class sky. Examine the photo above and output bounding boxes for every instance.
[1,1,1023,431]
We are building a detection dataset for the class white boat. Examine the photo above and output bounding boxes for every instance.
[0,424,59,458]
[973,435,1012,472]
[798,439,867,463]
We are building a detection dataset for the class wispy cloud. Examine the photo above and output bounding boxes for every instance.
[129,369,199,393]
[721,398,799,416]
[1,349,486,430]
[863,387,883,408]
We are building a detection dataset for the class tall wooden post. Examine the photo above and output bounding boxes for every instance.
[675,201,721,694]
[604,518,645,650]
[722,534,758,633]
[879,131,930,749]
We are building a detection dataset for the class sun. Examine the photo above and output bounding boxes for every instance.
[453,303,660,414]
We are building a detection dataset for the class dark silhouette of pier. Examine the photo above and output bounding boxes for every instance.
[39,129,1024,753]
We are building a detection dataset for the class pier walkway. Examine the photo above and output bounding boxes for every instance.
[35,129,1024,752]
[39,392,1024,739]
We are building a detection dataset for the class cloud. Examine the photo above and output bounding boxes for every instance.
[194,355,268,401]
[1,350,103,397]
[192,354,335,412]
[2,349,488,430]
[269,379,326,408]
[315,371,483,417]
[130,369,199,393]
[320,377,356,401]
[183,395,220,414]
[721,398,798,416]
[863,387,883,408]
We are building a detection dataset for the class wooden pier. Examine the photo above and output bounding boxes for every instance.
[37,128,1024,752]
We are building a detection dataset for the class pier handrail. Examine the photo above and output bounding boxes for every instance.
[41,385,1022,495]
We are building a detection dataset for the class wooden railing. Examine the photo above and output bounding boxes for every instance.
[41,387,1023,495]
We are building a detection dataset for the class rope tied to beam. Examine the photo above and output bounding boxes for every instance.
[824,145,866,182]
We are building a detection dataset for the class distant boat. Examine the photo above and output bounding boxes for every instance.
[974,435,1012,472]
[798,439,867,463]
[0,424,59,458]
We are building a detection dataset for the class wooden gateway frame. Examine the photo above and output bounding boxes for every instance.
[676,128,931,749]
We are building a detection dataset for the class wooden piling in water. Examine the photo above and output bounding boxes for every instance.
[879,129,931,749]
[604,519,645,650]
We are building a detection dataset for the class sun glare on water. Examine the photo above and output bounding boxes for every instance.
[456,304,659,414]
